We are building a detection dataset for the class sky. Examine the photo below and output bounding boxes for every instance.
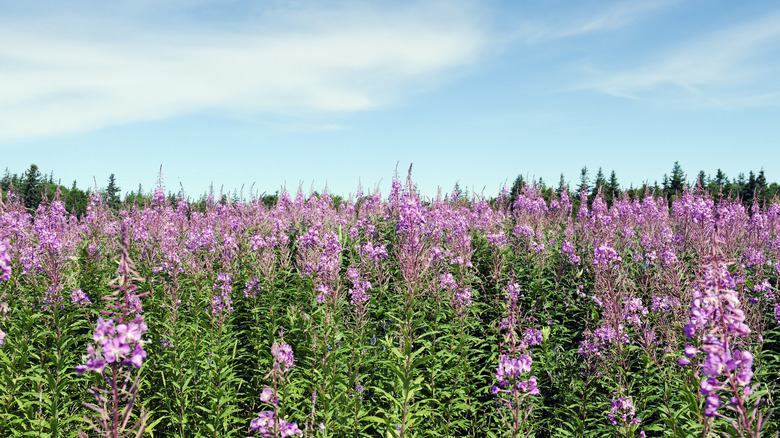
[1,0,779,200]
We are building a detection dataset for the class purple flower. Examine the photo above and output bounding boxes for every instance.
[259,388,279,405]
[700,376,720,396]
[704,394,721,417]
[594,243,622,266]
[249,411,275,435]
[75,355,106,374]
[93,318,116,346]
[522,328,544,347]
[103,337,131,363]
[608,394,640,427]
[77,316,147,373]
[495,354,532,382]
[0,238,11,281]
[316,285,330,304]
[70,289,92,306]
[278,421,303,437]
[272,341,295,373]
[116,320,146,344]
[248,411,302,437]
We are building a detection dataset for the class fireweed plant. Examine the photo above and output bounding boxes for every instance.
[75,225,150,437]
[0,175,779,437]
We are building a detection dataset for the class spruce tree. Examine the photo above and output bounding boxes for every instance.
[668,162,685,195]
[106,174,121,210]
[577,167,589,195]
[21,164,43,211]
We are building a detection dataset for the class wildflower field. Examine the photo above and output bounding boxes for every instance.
[0,174,778,438]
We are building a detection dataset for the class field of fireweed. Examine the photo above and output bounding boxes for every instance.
[0,175,778,438]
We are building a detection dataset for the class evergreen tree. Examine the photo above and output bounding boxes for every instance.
[668,162,685,195]
[453,182,464,201]
[555,173,567,195]
[714,169,727,187]
[696,171,707,189]
[741,171,757,203]
[590,168,606,201]
[21,164,43,211]
[607,170,619,204]
[510,175,525,198]
[0,168,12,191]
[106,174,121,210]
[757,170,768,202]
[577,167,589,195]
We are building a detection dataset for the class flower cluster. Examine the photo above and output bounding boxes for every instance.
[244,277,262,298]
[452,287,473,316]
[683,262,750,339]
[355,242,388,264]
[296,226,343,281]
[594,243,622,266]
[0,238,10,345]
[681,339,755,416]
[71,288,92,307]
[608,394,641,427]
[522,328,544,348]
[346,268,372,307]
[210,273,234,316]
[578,324,629,359]
[0,238,10,281]
[680,257,756,417]
[271,340,294,375]
[560,240,581,265]
[622,298,648,326]
[249,410,302,437]
[75,316,148,373]
[315,284,332,304]
[248,340,302,437]
[492,353,539,396]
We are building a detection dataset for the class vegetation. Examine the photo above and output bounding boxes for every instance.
[0,167,778,437]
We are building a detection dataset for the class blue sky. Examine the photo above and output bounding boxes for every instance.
[1,0,779,199]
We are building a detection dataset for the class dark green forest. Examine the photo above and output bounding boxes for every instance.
[1,162,777,216]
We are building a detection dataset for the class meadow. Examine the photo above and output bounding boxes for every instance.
[0,174,778,438]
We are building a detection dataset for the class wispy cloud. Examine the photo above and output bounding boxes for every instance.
[585,10,780,108]
[507,0,679,43]
[0,1,487,140]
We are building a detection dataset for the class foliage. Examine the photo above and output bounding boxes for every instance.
[0,168,779,438]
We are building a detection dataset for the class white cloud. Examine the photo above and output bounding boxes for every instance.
[585,10,780,108]
[507,0,679,43]
[0,1,487,140]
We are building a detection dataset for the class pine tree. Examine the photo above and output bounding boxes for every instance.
[106,174,121,210]
[0,168,12,191]
[510,175,525,198]
[714,169,727,186]
[668,162,685,195]
[555,173,567,195]
[741,171,757,204]
[577,167,589,195]
[590,168,606,201]
[757,170,768,202]
[21,164,43,211]
[607,170,620,205]
[696,171,707,189]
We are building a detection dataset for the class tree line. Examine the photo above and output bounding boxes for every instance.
[1,162,777,217]
[0,164,287,216]
[508,161,778,209]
